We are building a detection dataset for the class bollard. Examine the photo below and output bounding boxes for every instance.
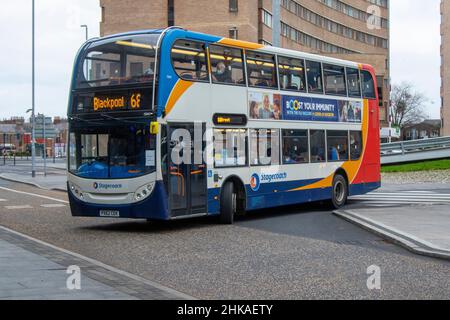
[14,154,16,166]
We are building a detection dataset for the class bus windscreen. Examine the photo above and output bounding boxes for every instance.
[76,34,159,89]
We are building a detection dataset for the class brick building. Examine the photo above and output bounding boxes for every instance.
[99,0,390,126]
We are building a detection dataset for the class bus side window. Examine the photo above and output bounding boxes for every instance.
[310,130,326,163]
[278,56,306,92]
[346,67,362,98]
[282,129,309,164]
[171,40,209,82]
[209,45,245,86]
[246,51,278,89]
[323,64,346,96]
[306,61,323,94]
[327,130,349,162]
[250,129,280,166]
[361,70,377,99]
[350,131,363,161]
[213,129,247,168]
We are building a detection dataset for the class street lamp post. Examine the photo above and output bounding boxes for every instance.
[80,25,88,41]
[31,0,36,178]
[42,114,47,177]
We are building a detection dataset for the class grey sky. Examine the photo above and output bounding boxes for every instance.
[0,0,442,120]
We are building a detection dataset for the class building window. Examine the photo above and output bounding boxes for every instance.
[168,0,174,26]
[101,6,105,23]
[229,27,238,40]
[229,0,238,12]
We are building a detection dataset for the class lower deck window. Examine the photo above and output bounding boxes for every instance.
[350,131,363,160]
[310,130,326,163]
[213,129,247,167]
[282,129,309,164]
[250,129,280,166]
[327,131,349,162]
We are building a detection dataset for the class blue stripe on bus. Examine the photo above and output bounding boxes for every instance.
[207,181,381,215]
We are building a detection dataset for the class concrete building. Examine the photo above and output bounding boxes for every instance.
[441,0,450,136]
[99,0,390,125]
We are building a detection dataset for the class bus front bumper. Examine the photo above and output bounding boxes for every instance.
[68,181,170,220]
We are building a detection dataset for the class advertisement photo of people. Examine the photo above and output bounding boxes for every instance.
[249,92,282,120]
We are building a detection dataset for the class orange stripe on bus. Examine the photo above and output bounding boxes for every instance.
[218,38,265,50]
[165,80,193,116]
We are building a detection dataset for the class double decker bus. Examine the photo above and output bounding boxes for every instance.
[67,27,380,224]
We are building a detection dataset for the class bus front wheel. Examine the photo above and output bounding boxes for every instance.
[220,182,236,225]
[331,174,348,209]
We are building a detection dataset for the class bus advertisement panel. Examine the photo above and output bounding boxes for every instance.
[249,92,362,123]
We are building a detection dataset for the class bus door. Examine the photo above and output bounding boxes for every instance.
[167,123,207,217]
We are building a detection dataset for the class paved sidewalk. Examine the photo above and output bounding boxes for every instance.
[0,172,67,191]
[335,204,450,260]
[0,227,193,300]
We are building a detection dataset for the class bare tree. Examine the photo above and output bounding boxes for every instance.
[390,82,429,128]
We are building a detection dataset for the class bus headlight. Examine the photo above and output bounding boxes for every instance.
[69,182,85,202]
[134,182,155,202]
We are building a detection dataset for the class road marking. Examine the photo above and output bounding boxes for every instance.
[0,199,7,202]
[0,186,68,204]
[40,204,67,208]
[0,225,195,300]
[351,191,450,204]
[5,205,33,210]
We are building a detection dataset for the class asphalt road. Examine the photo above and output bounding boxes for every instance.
[1,178,450,299]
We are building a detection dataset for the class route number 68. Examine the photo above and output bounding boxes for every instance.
[131,94,142,109]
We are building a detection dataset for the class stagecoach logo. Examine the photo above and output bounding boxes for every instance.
[250,174,261,192]
[251,172,288,192]
[93,182,123,190]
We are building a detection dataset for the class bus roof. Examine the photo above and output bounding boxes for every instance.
[86,27,373,71]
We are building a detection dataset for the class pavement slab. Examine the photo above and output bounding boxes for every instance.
[0,226,193,300]
[335,204,450,260]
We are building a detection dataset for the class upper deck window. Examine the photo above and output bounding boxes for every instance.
[346,67,362,98]
[278,56,306,92]
[209,45,245,86]
[171,40,209,82]
[323,64,347,96]
[361,70,377,99]
[76,34,159,89]
[246,51,278,89]
[306,60,323,94]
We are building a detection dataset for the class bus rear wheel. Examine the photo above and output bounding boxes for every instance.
[331,174,348,209]
[220,182,236,225]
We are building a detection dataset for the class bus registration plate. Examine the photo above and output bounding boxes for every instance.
[99,210,120,218]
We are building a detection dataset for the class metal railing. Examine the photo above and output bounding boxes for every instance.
[381,136,450,157]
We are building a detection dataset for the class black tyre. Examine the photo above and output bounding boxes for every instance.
[331,174,348,209]
[220,182,236,225]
